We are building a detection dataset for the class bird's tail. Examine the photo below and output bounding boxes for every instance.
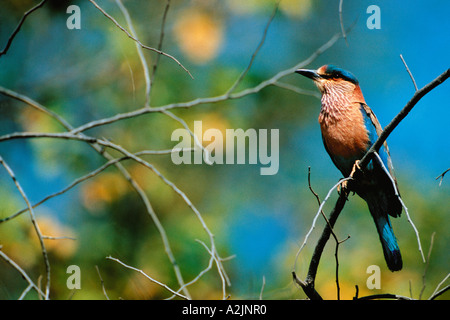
[366,194,403,272]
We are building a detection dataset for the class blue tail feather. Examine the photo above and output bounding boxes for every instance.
[366,194,402,271]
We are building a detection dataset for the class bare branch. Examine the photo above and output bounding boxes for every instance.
[373,152,425,262]
[42,235,76,241]
[339,0,348,46]
[429,273,450,300]
[150,0,172,97]
[400,54,418,91]
[88,0,193,79]
[0,0,47,57]
[227,0,280,94]
[115,0,151,106]
[356,293,413,300]
[271,81,321,99]
[0,157,50,299]
[0,130,230,298]
[259,276,266,300]
[67,32,342,135]
[359,68,450,169]
[95,265,110,300]
[436,168,449,186]
[0,86,196,299]
[106,256,189,300]
[430,284,450,300]
[0,249,45,299]
[293,177,352,272]
[0,148,194,222]
[0,85,72,130]
[419,232,435,299]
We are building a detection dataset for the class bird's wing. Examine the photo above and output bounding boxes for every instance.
[360,103,397,177]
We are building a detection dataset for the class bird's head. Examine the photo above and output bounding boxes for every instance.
[295,65,361,97]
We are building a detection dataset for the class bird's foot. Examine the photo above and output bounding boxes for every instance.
[337,179,352,196]
[350,160,362,178]
[338,161,362,196]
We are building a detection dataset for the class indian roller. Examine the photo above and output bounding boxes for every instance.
[296,65,403,271]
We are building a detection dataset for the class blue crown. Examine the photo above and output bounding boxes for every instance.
[324,65,359,84]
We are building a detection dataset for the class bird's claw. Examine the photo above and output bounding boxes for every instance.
[338,161,362,196]
[337,179,350,196]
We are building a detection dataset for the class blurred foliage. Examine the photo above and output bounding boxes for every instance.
[0,0,448,300]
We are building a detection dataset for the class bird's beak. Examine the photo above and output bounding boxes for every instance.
[295,69,322,81]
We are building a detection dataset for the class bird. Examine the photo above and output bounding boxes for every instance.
[295,65,403,271]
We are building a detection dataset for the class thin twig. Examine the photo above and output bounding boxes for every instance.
[106,256,189,300]
[435,168,449,186]
[293,177,352,271]
[161,110,212,165]
[356,293,414,300]
[115,0,218,298]
[419,232,435,300]
[0,156,51,299]
[373,152,425,262]
[18,284,34,300]
[0,85,72,130]
[0,130,231,298]
[95,265,110,300]
[67,32,342,135]
[88,0,193,79]
[0,148,191,223]
[115,0,151,106]
[400,54,418,91]
[259,276,266,300]
[334,234,351,300]
[0,0,47,57]
[307,167,349,300]
[0,86,194,299]
[227,0,280,94]
[429,273,450,300]
[272,81,321,99]
[115,0,211,168]
[150,0,172,98]
[429,284,450,300]
[0,249,46,299]
[360,68,450,169]
[42,235,76,241]
[339,0,348,46]
[166,239,215,300]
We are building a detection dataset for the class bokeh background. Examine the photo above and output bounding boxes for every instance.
[0,0,448,300]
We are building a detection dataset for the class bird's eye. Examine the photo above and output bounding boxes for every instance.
[322,72,341,80]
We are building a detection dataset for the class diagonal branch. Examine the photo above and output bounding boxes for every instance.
[435,168,449,186]
[88,0,193,79]
[0,130,231,298]
[227,0,280,94]
[0,0,47,57]
[0,87,193,299]
[0,156,51,299]
[106,256,189,300]
[0,149,193,224]
[0,248,46,299]
[399,54,418,91]
[373,152,425,262]
[67,32,342,135]
[296,67,449,300]
[359,68,450,169]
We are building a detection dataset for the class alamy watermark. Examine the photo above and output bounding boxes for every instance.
[366,264,381,289]
[66,265,81,290]
[66,5,81,30]
[367,5,381,29]
[171,121,279,176]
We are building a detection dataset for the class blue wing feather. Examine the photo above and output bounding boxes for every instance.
[360,104,392,175]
